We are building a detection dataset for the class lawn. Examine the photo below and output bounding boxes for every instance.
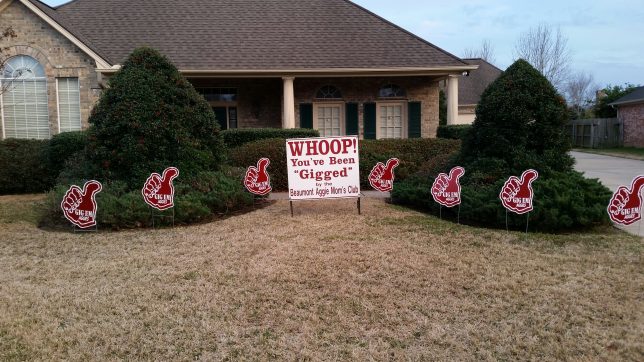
[574,147,644,160]
[0,195,642,360]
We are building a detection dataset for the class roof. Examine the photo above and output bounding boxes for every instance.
[609,86,644,106]
[458,58,502,105]
[26,0,470,71]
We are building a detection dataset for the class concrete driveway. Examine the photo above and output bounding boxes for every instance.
[571,151,644,237]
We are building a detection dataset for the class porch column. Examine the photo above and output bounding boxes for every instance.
[447,75,459,125]
[282,77,296,129]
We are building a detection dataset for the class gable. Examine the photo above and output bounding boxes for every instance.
[49,0,469,71]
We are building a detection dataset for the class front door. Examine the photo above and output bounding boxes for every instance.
[212,106,238,131]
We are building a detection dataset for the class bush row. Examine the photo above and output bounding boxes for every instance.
[437,125,472,140]
[221,128,320,149]
[391,171,611,233]
[0,131,88,195]
[40,167,256,230]
[229,138,462,191]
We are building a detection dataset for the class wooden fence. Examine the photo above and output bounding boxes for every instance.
[566,118,623,148]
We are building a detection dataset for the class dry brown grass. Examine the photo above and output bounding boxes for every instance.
[0,195,642,361]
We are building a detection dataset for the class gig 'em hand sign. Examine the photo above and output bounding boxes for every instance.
[244,158,272,195]
[142,167,179,210]
[368,158,400,192]
[499,169,539,214]
[431,166,465,207]
[61,180,103,228]
[608,175,644,226]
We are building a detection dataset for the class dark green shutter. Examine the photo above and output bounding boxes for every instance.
[363,103,376,139]
[213,107,228,130]
[299,103,313,129]
[408,102,421,138]
[345,103,358,135]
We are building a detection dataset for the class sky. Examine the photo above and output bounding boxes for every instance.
[43,0,644,88]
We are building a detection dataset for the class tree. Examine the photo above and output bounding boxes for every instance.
[0,26,17,96]
[565,71,595,118]
[460,59,573,180]
[462,39,496,64]
[514,24,571,90]
[593,84,639,118]
[85,47,225,189]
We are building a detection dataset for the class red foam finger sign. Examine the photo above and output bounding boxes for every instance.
[142,167,179,210]
[61,180,103,228]
[607,175,644,226]
[431,166,465,207]
[244,158,272,195]
[369,158,399,192]
[499,169,539,214]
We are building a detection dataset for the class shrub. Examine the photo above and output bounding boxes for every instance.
[0,139,52,194]
[84,47,225,189]
[392,171,611,232]
[46,131,88,179]
[229,138,461,191]
[437,125,472,140]
[40,167,255,229]
[222,128,319,149]
[459,59,574,177]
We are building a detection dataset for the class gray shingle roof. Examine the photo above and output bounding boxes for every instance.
[29,0,469,70]
[459,58,502,105]
[609,86,644,106]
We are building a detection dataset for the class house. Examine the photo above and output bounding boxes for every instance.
[441,58,502,125]
[0,0,476,140]
[609,86,644,147]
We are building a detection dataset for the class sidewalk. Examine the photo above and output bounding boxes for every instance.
[571,151,644,237]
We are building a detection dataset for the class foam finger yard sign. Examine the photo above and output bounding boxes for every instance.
[607,175,644,226]
[499,169,539,214]
[431,166,465,207]
[142,167,179,210]
[61,180,103,228]
[244,158,272,196]
[368,158,400,192]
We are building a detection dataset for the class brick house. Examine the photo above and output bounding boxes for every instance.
[609,86,644,147]
[0,0,475,140]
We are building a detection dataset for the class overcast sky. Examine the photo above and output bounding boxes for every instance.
[43,0,643,88]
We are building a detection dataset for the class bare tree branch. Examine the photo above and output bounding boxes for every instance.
[514,24,571,90]
[1,26,18,96]
[462,39,496,64]
[565,71,596,116]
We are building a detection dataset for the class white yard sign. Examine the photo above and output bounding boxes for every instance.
[286,136,361,200]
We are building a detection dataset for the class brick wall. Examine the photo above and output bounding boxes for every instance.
[188,78,282,129]
[294,77,440,138]
[0,0,101,137]
[619,103,644,147]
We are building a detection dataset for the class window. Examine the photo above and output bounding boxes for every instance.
[314,103,343,137]
[1,55,50,139]
[377,103,405,139]
[197,87,237,102]
[316,85,342,99]
[56,78,81,133]
[379,84,406,98]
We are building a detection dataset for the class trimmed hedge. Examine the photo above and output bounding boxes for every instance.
[437,125,472,140]
[221,128,320,149]
[392,171,611,233]
[0,139,52,194]
[46,131,88,180]
[229,138,461,191]
[40,167,255,229]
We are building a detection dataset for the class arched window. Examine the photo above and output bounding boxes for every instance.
[1,55,50,139]
[379,84,406,98]
[315,85,342,99]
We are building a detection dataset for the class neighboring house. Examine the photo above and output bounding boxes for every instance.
[440,58,502,125]
[609,86,644,147]
[0,0,476,141]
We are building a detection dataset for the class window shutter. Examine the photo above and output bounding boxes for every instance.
[408,101,422,138]
[299,103,313,129]
[57,78,82,133]
[345,103,358,135]
[363,103,376,139]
